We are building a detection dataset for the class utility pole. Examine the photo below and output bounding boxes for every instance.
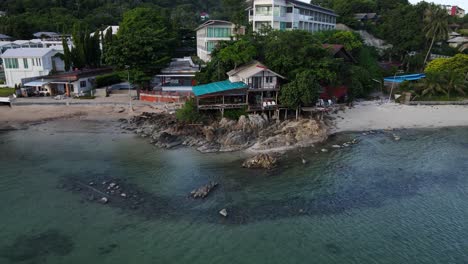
[125,65,133,112]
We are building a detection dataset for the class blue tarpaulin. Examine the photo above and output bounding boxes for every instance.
[193,80,247,97]
[384,74,426,83]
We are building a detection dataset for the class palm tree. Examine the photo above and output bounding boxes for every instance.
[422,5,449,66]
[415,72,447,98]
[443,71,466,99]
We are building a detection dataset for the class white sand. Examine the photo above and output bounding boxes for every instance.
[330,101,468,133]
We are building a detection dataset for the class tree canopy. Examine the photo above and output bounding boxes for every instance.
[105,7,175,75]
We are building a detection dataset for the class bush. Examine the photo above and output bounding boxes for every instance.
[176,99,202,123]
[425,54,468,75]
[95,73,122,88]
[223,107,247,120]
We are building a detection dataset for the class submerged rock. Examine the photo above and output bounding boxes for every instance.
[191,182,219,199]
[242,153,278,169]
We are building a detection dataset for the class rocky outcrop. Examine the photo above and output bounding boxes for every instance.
[242,153,278,169]
[248,119,328,152]
[123,113,328,153]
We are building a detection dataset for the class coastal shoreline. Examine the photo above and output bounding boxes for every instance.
[2,101,468,146]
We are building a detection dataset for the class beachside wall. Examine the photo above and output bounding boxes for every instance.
[140,91,192,103]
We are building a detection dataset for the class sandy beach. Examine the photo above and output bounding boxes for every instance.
[330,101,468,133]
[0,104,161,130]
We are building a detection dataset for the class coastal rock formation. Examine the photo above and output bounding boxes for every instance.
[242,153,278,169]
[191,182,219,199]
[124,113,328,153]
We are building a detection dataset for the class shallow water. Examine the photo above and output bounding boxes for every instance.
[1,121,468,264]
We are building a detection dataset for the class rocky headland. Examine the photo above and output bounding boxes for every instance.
[122,112,328,154]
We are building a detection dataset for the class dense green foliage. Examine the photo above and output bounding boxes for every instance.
[280,70,322,108]
[313,0,467,62]
[95,73,122,88]
[176,99,202,123]
[223,107,248,120]
[0,0,242,40]
[425,54,468,76]
[105,7,174,74]
[0,88,15,97]
[414,71,467,99]
[68,24,102,69]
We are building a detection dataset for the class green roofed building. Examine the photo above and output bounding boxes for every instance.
[193,61,285,116]
[193,80,249,112]
[193,80,247,97]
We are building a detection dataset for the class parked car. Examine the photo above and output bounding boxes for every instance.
[37,87,51,97]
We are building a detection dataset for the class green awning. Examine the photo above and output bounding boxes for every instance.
[193,80,247,97]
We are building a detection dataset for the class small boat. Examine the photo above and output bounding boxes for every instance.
[0,95,16,106]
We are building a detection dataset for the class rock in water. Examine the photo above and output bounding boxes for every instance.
[242,153,277,169]
[99,197,109,204]
[219,208,228,217]
[190,182,219,199]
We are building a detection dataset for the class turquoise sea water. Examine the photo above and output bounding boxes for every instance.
[1,120,468,264]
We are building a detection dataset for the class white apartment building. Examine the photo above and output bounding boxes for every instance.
[1,48,65,87]
[195,20,245,62]
[248,0,337,32]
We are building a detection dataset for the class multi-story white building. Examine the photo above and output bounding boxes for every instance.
[0,48,65,87]
[248,0,337,32]
[195,20,245,62]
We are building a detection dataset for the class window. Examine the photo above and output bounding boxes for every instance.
[80,81,87,88]
[252,77,262,89]
[285,22,292,29]
[36,58,42,66]
[255,21,271,31]
[207,27,231,38]
[280,22,287,30]
[286,7,293,13]
[23,58,28,69]
[255,5,273,16]
[206,41,217,52]
[266,76,273,83]
[4,58,19,69]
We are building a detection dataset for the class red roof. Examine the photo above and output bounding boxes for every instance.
[323,44,345,55]
[323,44,356,63]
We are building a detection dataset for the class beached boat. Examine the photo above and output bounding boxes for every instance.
[0,95,16,105]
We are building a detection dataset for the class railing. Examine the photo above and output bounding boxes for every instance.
[198,103,248,110]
